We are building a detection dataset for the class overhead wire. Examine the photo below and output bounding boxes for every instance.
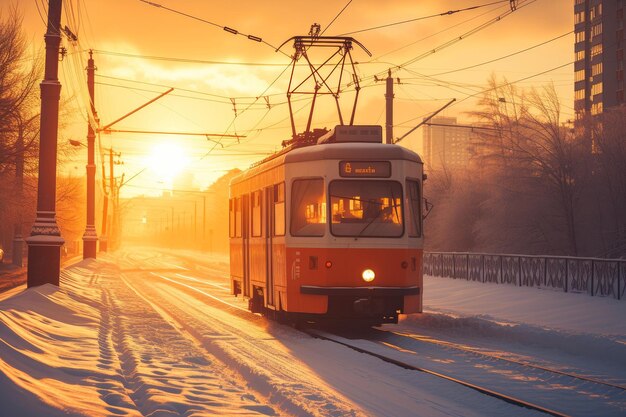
[395,60,574,127]
[428,30,574,77]
[321,0,353,36]
[316,0,545,128]
[367,0,539,82]
[137,0,290,58]
[60,0,107,192]
[65,0,571,184]
[34,0,49,28]
[93,49,290,67]
[95,81,273,107]
[199,61,293,160]
[92,0,541,155]
[455,61,574,105]
[370,1,508,64]
[95,73,286,102]
[338,0,511,36]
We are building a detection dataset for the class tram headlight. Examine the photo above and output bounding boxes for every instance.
[362,268,375,282]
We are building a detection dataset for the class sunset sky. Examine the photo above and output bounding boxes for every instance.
[13,0,573,196]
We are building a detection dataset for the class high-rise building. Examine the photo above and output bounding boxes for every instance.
[574,0,625,120]
[422,117,474,174]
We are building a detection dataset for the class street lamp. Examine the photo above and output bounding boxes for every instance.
[69,139,86,147]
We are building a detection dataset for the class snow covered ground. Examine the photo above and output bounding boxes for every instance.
[0,248,624,416]
[422,276,626,337]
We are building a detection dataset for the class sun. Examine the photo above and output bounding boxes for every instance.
[146,142,189,186]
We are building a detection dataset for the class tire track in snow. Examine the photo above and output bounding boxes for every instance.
[116,271,282,417]
[96,288,143,416]
[130,272,364,417]
[102,256,278,417]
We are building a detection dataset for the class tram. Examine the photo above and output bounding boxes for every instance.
[229,125,424,325]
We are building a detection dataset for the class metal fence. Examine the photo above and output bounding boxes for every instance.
[424,252,626,300]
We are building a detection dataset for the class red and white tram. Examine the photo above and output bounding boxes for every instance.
[229,125,424,325]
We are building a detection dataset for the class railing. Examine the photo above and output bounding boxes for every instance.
[424,252,626,300]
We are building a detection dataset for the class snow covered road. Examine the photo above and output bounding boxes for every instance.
[0,247,624,416]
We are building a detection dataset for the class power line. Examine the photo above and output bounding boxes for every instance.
[95,80,272,107]
[91,49,386,68]
[457,61,574,104]
[93,49,289,67]
[428,30,573,77]
[199,62,293,160]
[96,74,287,102]
[137,0,289,57]
[395,60,574,127]
[359,0,538,85]
[338,0,510,36]
[370,3,507,64]
[321,0,353,36]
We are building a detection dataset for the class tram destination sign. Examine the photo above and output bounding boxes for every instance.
[339,161,391,178]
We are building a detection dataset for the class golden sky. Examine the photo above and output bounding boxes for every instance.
[12,0,573,196]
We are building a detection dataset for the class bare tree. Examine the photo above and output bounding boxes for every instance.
[0,6,42,255]
[0,6,41,173]
[469,77,587,255]
[589,106,626,256]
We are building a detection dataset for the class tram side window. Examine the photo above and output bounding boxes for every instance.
[291,178,326,237]
[229,198,235,238]
[235,197,242,238]
[252,190,262,237]
[273,183,285,236]
[228,198,235,237]
[406,180,422,237]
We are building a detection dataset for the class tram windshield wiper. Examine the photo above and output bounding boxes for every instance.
[356,201,386,237]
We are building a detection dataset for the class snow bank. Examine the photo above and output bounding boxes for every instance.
[420,275,626,337]
[0,264,139,417]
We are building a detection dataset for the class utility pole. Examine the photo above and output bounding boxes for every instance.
[100,148,120,252]
[375,69,396,144]
[102,148,122,251]
[112,171,124,250]
[202,195,206,250]
[108,148,116,250]
[99,153,109,252]
[26,0,65,287]
[82,50,98,258]
[385,69,394,144]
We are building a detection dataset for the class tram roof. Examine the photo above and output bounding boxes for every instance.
[231,142,422,186]
[285,142,422,164]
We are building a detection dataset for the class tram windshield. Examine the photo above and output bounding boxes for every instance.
[329,180,403,237]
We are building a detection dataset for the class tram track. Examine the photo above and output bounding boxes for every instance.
[303,328,572,417]
[149,263,625,389]
[378,329,626,392]
[147,268,577,417]
[123,251,626,417]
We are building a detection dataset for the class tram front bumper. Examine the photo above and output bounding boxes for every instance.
[300,285,420,297]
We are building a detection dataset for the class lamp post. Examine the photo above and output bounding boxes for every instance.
[26,0,64,287]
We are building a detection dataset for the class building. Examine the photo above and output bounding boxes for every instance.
[574,0,625,120]
[422,116,474,174]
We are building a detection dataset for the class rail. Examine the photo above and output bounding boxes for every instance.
[424,252,626,300]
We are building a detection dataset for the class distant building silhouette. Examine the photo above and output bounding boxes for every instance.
[574,0,625,120]
[422,117,474,174]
